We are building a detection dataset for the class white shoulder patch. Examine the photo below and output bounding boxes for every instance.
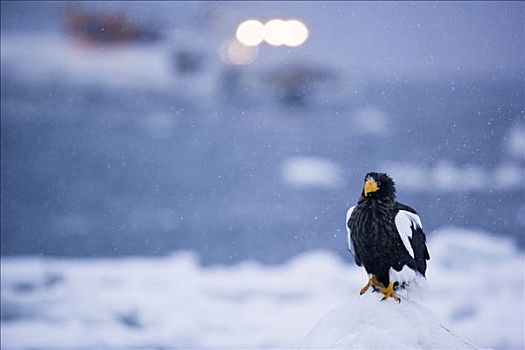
[346,206,356,254]
[394,210,422,259]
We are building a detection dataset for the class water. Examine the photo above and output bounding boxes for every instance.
[2,72,523,263]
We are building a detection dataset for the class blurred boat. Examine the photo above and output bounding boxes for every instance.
[64,8,160,45]
[172,48,205,75]
[266,64,335,106]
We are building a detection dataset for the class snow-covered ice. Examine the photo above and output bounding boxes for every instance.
[0,34,172,89]
[506,124,525,161]
[0,33,220,98]
[353,105,391,136]
[382,160,525,192]
[1,227,523,349]
[281,156,344,188]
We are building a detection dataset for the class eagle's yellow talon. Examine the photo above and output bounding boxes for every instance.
[379,281,400,302]
[359,282,370,295]
[360,275,384,295]
[360,276,400,302]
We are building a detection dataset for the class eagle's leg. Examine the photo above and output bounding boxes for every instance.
[360,275,383,295]
[379,281,401,303]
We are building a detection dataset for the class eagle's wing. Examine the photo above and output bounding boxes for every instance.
[346,206,362,266]
[394,203,430,275]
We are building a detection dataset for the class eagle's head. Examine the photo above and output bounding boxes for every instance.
[362,172,396,199]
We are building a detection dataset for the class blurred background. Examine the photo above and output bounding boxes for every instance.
[1,1,524,349]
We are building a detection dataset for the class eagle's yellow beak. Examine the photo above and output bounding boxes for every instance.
[364,179,379,196]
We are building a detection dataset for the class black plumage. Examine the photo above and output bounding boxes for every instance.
[346,172,430,298]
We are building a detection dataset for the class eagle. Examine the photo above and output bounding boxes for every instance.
[346,172,430,302]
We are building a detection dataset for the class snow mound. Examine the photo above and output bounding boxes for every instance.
[300,292,476,349]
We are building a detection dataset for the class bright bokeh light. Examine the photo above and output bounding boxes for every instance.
[236,20,265,46]
[283,20,309,47]
[263,19,309,47]
[263,19,287,46]
[219,38,259,65]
